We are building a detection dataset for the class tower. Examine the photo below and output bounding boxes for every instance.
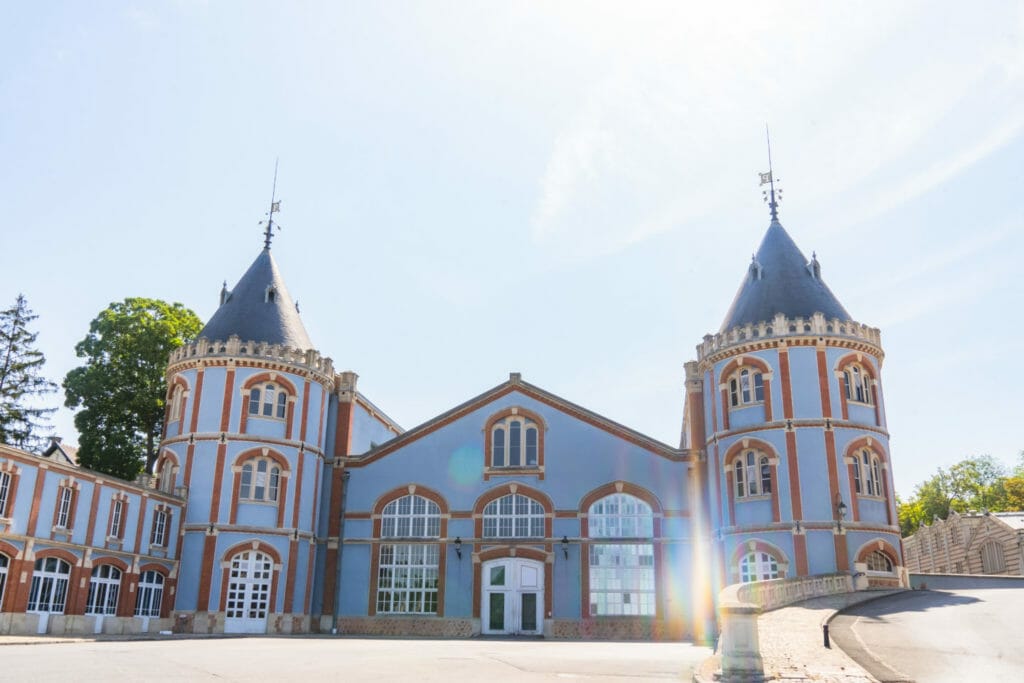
[689,183,904,591]
[155,226,335,634]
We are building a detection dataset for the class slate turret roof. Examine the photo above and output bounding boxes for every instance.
[198,248,314,350]
[719,219,851,332]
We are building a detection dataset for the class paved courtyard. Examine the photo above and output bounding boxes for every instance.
[0,636,712,682]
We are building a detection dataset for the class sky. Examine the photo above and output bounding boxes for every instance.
[2,1,1022,498]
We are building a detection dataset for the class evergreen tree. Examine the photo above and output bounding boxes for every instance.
[0,294,56,451]
[63,298,203,480]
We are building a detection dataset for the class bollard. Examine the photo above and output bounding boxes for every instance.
[823,623,830,648]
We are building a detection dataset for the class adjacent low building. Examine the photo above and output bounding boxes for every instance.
[903,510,1024,576]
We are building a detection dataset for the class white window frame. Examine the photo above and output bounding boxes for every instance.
[108,500,124,539]
[490,417,539,468]
[27,557,71,613]
[376,494,441,615]
[0,470,11,517]
[239,458,281,503]
[86,564,121,616]
[150,509,168,547]
[734,451,772,499]
[134,570,165,617]
[865,550,894,574]
[248,383,287,420]
[168,384,185,422]
[843,364,874,405]
[482,493,545,538]
[587,493,656,617]
[588,493,654,538]
[857,450,883,497]
[55,487,73,529]
[739,551,782,583]
[729,368,765,408]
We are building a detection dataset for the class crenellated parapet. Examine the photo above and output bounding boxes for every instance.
[166,335,334,386]
[696,312,882,365]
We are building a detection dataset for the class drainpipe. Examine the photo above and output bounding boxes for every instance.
[331,469,351,634]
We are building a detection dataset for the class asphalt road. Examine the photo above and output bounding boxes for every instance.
[0,636,712,682]
[830,587,1024,683]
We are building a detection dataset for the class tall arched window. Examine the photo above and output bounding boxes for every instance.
[135,570,165,617]
[86,564,122,615]
[483,493,545,538]
[588,493,655,616]
[843,363,873,404]
[377,494,441,614]
[729,368,764,407]
[240,458,281,502]
[739,551,782,582]
[27,557,71,613]
[854,449,883,497]
[168,384,185,422]
[734,450,772,498]
[0,469,12,517]
[491,416,540,468]
[248,383,287,419]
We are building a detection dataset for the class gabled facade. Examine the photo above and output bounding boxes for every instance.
[0,186,909,638]
[904,511,1024,576]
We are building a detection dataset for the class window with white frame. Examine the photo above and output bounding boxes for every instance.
[734,451,772,498]
[108,500,124,539]
[729,368,764,407]
[739,550,783,582]
[158,461,175,493]
[865,550,894,573]
[248,383,287,419]
[168,384,185,422]
[239,458,281,502]
[854,450,883,497]
[843,363,873,404]
[150,509,168,547]
[588,493,656,616]
[482,493,545,538]
[491,416,540,468]
[86,564,121,615]
[55,487,74,528]
[980,541,1006,574]
[0,554,8,610]
[134,570,165,617]
[0,470,11,517]
[376,494,441,614]
[27,557,71,613]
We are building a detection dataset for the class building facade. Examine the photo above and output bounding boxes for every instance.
[903,511,1024,576]
[0,192,907,637]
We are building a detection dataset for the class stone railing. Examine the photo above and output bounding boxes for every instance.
[717,573,856,679]
[167,336,334,379]
[697,312,882,361]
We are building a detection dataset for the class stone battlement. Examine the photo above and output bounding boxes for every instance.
[168,335,334,379]
[697,312,882,361]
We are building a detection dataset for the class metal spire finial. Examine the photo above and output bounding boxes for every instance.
[262,159,282,249]
[759,125,783,221]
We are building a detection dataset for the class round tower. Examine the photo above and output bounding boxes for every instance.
[695,210,904,590]
[155,237,335,634]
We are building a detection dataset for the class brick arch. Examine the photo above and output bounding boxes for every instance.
[239,371,299,437]
[836,352,879,377]
[138,562,171,576]
[842,437,892,525]
[722,438,782,526]
[90,556,130,572]
[220,539,283,565]
[218,540,283,614]
[138,562,175,618]
[229,448,291,527]
[165,375,191,436]
[0,539,20,559]
[483,406,547,476]
[579,482,663,538]
[370,484,450,538]
[729,538,790,581]
[472,546,553,622]
[854,538,900,566]
[0,540,20,613]
[718,356,774,429]
[842,436,889,463]
[473,483,555,540]
[33,547,80,566]
[835,353,881,423]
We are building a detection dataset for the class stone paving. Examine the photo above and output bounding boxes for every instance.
[695,590,904,683]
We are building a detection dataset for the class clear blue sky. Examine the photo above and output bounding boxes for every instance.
[3,2,1022,497]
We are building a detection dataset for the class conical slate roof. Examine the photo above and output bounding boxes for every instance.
[198,248,314,350]
[719,219,851,332]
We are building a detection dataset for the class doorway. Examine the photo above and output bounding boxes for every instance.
[481,557,544,635]
[223,550,273,634]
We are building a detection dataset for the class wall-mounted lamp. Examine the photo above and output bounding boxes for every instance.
[454,536,462,560]
[793,519,802,534]
[561,535,570,559]
[836,497,848,533]
[293,528,300,541]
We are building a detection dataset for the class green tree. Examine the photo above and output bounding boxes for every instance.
[63,298,202,479]
[898,455,1015,535]
[0,294,56,451]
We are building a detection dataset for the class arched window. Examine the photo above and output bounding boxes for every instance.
[734,450,772,498]
[86,564,122,615]
[240,458,281,502]
[843,363,873,404]
[248,383,287,419]
[0,469,11,517]
[135,570,165,617]
[491,416,540,468]
[588,493,655,616]
[865,550,894,573]
[168,384,185,422]
[483,493,545,538]
[27,557,71,613]
[729,368,765,407]
[739,551,782,583]
[158,460,175,493]
[377,494,441,615]
[0,554,8,611]
[855,450,883,497]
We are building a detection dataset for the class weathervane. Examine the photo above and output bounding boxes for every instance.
[760,126,783,220]
[260,159,283,249]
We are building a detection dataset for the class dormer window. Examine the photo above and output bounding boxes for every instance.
[265,286,277,303]
[492,417,539,468]
[248,383,287,419]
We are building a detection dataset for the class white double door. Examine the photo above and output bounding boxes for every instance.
[482,558,544,635]
[224,551,273,634]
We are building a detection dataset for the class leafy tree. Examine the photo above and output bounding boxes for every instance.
[0,294,56,451]
[64,298,202,480]
[898,454,1016,535]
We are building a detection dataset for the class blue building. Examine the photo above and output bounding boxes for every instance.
[0,191,905,638]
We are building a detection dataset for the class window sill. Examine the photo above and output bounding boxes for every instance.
[847,400,874,407]
[149,545,168,558]
[736,494,772,502]
[856,494,885,501]
[729,401,765,410]
[238,499,280,506]
[484,467,544,481]
[247,414,287,423]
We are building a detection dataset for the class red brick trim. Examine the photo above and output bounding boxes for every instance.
[217,540,282,613]
[835,354,879,422]
[793,533,809,576]
[722,439,781,523]
[366,539,449,618]
[238,371,297,436]
[299,381,311,442]
[834,531,849,571]
[578,482,663,538]
[166,375,190,438]
[137,563,173,618]
[90,555,130,572]
[220,368,235,432]
[50,480,80,538]
[284,538,299,613]
[227,448,291,527]
[842,437,890,523]
[188,367,205,433]
[472,484,554,538]
[729,538,790,581]
[0,462,21,520]
[105,494,129,540]
[483,406,547,472]
[33,548,83,615]
[719,356,775,428]
[370,485,450,537]
[0,539,21,612]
